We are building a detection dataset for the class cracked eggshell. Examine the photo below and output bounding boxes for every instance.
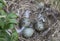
[22,28,34,38]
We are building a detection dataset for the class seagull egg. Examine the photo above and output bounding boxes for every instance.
[35,21,44,31]
[22,28,34,38]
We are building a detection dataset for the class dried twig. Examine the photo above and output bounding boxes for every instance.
[52,30,58,37]
[42,21,58,36]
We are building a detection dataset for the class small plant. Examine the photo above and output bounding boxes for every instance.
[0,0,19,41]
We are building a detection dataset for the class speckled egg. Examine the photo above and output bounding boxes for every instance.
[22,28,34,38]
[35,21,44,31]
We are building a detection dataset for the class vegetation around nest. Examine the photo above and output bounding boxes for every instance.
[0,0,19,41]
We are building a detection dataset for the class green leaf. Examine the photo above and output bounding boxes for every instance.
[0,19,5,29]
[9,24,14,29]
[11,30,18,41]
[0,0,6,6]
[0,30,11,41]
[9,19,17,24]
[0,3,4,9]
[0,10,6,15]
[8,13,18,19]
[0,0,4,3]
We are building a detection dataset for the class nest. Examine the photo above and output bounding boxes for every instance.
[5,0,60,41]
